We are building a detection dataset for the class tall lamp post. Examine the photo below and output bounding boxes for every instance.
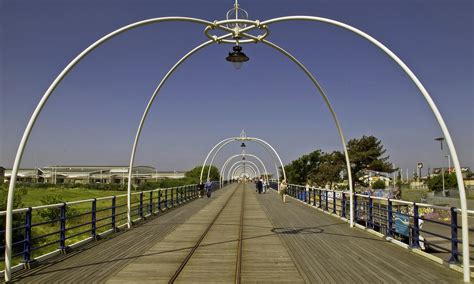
[435,137,446,196]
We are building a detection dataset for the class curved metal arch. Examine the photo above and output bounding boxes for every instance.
[221,154,268,181]
[220,153,269,187]
[230,163,258,180]
[259,39,354,227]
[205,138,280,184]
[3,16,220,281]
[200,137,287,184]
[261,16,469,281]
[234,168,255,179]
[225,159,265,183]
[233,166,257,180]
[228,161,260,180]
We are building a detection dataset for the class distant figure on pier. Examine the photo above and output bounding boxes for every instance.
[257,178,263,194]
[198,183,205,198]
[279,180,288,203]
[205,179,213,198]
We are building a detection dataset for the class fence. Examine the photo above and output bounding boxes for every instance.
[0,182,220,272]
[270,182,474,267]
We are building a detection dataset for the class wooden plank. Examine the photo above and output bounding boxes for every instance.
[258,189,462,283]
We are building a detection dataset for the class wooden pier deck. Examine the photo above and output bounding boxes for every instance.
[9,183,462,283]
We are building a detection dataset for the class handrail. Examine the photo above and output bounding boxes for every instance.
[0,184,197,216]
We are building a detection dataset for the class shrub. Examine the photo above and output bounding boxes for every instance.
[371,180,386,189]
[38,195,79,223]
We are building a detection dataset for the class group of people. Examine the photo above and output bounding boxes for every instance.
[255,178,268,194]
[254,178,289,204]
[198,179,214,198]
[200,178,289,203]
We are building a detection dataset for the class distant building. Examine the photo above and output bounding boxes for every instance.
[4,165,186,185]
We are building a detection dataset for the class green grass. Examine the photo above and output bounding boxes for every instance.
[401,188,429,202]
[2,185,195,270]
[20,187,126,209]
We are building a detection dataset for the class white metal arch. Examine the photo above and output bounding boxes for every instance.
[234,169,255,180]
[3,13,468,282]
[199,137,286,185]
[231,163,258,180]
[227,160,261,181]
[204,137,279,183]
[259,16,469,281]
[220,153,269,187]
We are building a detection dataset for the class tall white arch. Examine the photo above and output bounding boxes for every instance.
[220,153,269,187]
[231,163,258,179]
[199,136,287,185]
[227,160,261,181]
[4,13,468,282]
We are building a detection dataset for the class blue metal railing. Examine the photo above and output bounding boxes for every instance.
[269,181,474,265]
[0,183,215,269]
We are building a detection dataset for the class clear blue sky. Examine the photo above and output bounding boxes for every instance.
[0,0,472,177]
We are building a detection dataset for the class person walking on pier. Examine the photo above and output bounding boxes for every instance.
[198,183,205,198]
[205,179,213,198]
[257,178,263,194]
[279,180,288,203]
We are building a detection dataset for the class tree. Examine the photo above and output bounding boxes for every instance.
[185,166,220,183]
[0,184,28,251]
[309,151,344,189]
[427,173,458,192]
[282,150,323,184]
[346,135,394,188]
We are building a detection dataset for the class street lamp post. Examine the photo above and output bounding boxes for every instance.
[435,137,446,197]
[446,154,451,173]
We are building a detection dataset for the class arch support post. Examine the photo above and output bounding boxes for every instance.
[262,16,470,282]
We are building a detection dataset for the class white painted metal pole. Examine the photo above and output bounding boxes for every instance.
[262,16,470,282]
[220,153,269,187]
[126,40,219,228]
[3,16,215,282]
[228,161,260,181]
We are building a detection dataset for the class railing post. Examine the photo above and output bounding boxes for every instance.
[449,207,460,263]
[91,199,97,239]
[158,190,162,211]
[139,192,144,219]
[111,196,116,231]
[176,187,179,205]
[342,193,346,218]
[387,199,393,238]
[318,190,322,208]
[313,188,316,206]
[170,188,174,207]
[412,203,420,248]
[354,195,358,222]
[368,196,373,229]
[332,191,336,214]
[307,188,310,204]
[165,189,168,209]
[23,207,32,266]
[325,191,329,211]
[59,203,67,253]
[149,191,153,215]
